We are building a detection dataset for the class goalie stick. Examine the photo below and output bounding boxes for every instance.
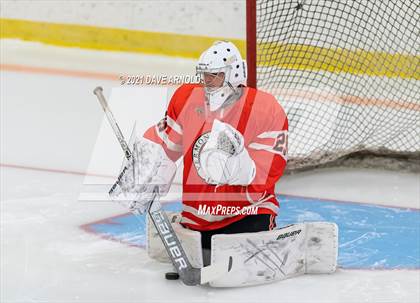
[93,86,232,286]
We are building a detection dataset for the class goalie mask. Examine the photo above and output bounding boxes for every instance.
[196,41,247,111]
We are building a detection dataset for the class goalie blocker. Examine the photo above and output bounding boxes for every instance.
[147,214,338,287]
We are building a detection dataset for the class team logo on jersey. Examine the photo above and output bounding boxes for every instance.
[192,132,211,181]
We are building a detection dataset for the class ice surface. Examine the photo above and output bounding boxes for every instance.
[2,166,419,302]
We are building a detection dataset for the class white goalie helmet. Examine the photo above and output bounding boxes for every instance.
[196,41,247,111]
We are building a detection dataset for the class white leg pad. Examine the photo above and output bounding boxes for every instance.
[210,224,307,287]
[209,222,338,287]
[305,222,338,274]
[146,212,203,268]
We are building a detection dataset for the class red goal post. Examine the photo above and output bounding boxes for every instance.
[246,0,257,89]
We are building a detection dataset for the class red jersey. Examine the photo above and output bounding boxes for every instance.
[144,84,288,231]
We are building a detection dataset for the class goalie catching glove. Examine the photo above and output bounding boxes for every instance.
[109,138,177,214]
[200,119,256,186]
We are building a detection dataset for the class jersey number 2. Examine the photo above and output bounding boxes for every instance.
[273,132,288,157]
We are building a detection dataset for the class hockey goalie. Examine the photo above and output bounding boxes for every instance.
[109,41,338,287]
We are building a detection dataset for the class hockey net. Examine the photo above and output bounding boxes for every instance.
[247,0,419,171]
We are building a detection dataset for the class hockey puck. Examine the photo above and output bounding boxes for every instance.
[165,272,180,280]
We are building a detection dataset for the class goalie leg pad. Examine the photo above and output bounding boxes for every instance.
[210,224,307,287]
[146,212,203,268]
[209,221,338,287]
[305,222,338,274]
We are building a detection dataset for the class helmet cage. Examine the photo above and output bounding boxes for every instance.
[196,66,232,94]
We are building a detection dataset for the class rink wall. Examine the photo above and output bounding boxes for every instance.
[1,1,418,79]
[0,1,246,58]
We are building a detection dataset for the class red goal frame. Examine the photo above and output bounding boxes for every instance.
[246,0,257,88]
